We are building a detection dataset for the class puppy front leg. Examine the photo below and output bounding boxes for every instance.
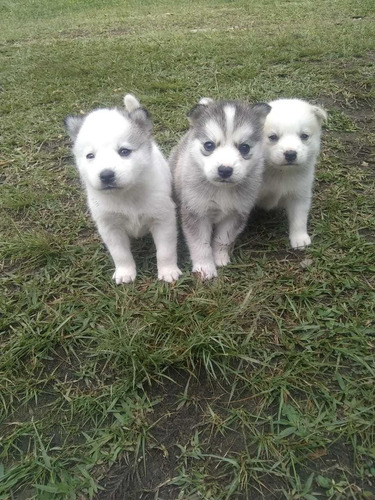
[97,220,136,284]
[150,216,182,283]
[285,196,312,249]
[182,210,217,280]
[212,213,247,267]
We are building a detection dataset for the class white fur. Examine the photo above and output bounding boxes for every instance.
[257,98,327,249]
[123,93,141,112]
[66,95,181,283]
[198,97,214,106]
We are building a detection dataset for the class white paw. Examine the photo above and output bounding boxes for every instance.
[213,250,230,267]
[158,265,182,283]
[192,262,218,280]
[290,233,311,249]
[113,266,137,284]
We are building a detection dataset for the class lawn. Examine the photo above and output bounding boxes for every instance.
[0,0,374,498]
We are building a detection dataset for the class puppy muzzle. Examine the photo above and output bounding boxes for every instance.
[99,169,119,189]
[284,150,297,164]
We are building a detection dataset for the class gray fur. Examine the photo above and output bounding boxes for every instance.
[171,98,270,279]
[128,107,153,135]
[64,115,85,141]
[186,100,270,143]
[112,107,153,148]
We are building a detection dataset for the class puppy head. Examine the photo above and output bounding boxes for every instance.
[64,95,153,192]
[263,99,327,169]
[187,99,271,186]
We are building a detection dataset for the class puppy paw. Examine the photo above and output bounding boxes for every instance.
[290,233,311,249]
[158,265,182,283]
[113,266,137,284]
[192,262,218,280]
[213,249,230,267]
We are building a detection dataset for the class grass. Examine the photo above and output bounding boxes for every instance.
[1,0,374,498]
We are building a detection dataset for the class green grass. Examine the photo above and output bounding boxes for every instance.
[1,0,374,498]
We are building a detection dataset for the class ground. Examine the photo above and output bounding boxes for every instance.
[0,1,374,499]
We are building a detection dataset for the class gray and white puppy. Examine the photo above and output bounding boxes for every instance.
[171,98,271,279]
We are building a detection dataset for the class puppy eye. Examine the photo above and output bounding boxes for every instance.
[269,134,278,142]
[203,141,215,152]
[239,143,251,156]
[300,133,309,140]
[86,153,95,159]
[118,147,131,157]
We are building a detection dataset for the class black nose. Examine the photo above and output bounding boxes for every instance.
[218,166,233,179]
[284,150,297,163]
[99,169,115,184]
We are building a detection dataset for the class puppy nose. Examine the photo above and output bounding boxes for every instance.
[99,169,115,183]
[284,150,297,163]
[218,166,233,179]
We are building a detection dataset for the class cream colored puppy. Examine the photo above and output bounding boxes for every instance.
[257,98,327,248]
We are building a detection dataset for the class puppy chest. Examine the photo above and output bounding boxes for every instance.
[98,212,152,239]
[124,214,152,238]
[207,205,225,223]
[206,190,244,221]
[262,171,306,197]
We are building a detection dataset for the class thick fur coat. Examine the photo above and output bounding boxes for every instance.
[257,98,327,249]
[171,98,271,279]
[65,95,181,283]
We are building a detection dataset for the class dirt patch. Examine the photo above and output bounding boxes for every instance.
[95,367,375,500]
[95,370,269,500]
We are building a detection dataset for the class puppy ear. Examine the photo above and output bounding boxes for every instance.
[124,93,141,113]
[312,105,328,125]
[251,102,272,124]
[123,93,152,133]
[198,97,214,106]
[187,97,213,125]
[130,108,153,134]
[64,115,85,141]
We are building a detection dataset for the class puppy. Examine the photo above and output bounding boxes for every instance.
[170,98,271,279]
[65,94,181,284]
[258,98,327,249]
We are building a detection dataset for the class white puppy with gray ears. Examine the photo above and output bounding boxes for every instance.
[257,98,327,249]
[171,97,271,279]
[65,94,181,284]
